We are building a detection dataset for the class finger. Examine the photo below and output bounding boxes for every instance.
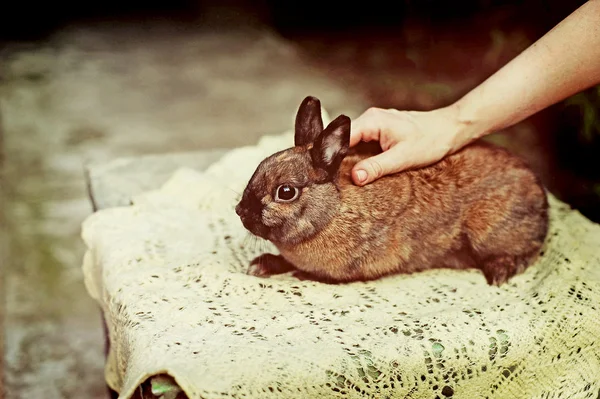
[349,108,383,147]
[351,147,408,186]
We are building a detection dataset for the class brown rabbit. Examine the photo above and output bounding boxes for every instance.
[235,96,549,285]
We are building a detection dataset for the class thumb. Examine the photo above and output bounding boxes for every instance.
[351,147,407,186]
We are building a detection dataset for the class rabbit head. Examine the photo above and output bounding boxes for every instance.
[235,96,350,246]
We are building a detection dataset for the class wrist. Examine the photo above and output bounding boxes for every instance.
[444,96,492,151]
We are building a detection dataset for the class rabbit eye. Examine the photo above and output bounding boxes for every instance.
[275,184,299,202]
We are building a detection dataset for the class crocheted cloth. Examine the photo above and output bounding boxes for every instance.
[81,129,600,399]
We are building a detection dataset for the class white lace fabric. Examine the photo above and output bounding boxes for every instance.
[82,131,600,399]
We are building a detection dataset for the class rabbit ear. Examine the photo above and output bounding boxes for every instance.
[310,115,351,176]
[295,96,324,146]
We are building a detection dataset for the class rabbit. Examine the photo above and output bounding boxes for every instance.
[235,96,549,285]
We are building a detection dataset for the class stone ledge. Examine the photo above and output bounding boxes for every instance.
[85,149,229,211]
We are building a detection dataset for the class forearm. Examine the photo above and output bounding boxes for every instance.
[450,0,600,147]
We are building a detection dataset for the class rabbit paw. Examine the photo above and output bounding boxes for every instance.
[247,254,296,277]
[480,255,527,286]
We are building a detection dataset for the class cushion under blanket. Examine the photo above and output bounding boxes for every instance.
[81,130,600,399]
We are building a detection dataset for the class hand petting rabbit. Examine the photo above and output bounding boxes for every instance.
[235,96,548,285]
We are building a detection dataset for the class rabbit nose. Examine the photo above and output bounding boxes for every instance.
[235,204,243,216]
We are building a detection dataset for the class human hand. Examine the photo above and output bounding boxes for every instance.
[349,105,471,186]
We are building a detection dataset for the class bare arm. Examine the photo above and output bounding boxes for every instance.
[453,0,600,145]
[350,0,600,186]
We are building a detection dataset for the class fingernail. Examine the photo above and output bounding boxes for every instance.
[356,169,367,183]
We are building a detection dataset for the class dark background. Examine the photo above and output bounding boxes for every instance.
[268,0,578,33]
[0,0,584,40]
[1,0,598,222]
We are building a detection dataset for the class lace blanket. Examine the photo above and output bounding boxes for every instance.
[81,130,600,399]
